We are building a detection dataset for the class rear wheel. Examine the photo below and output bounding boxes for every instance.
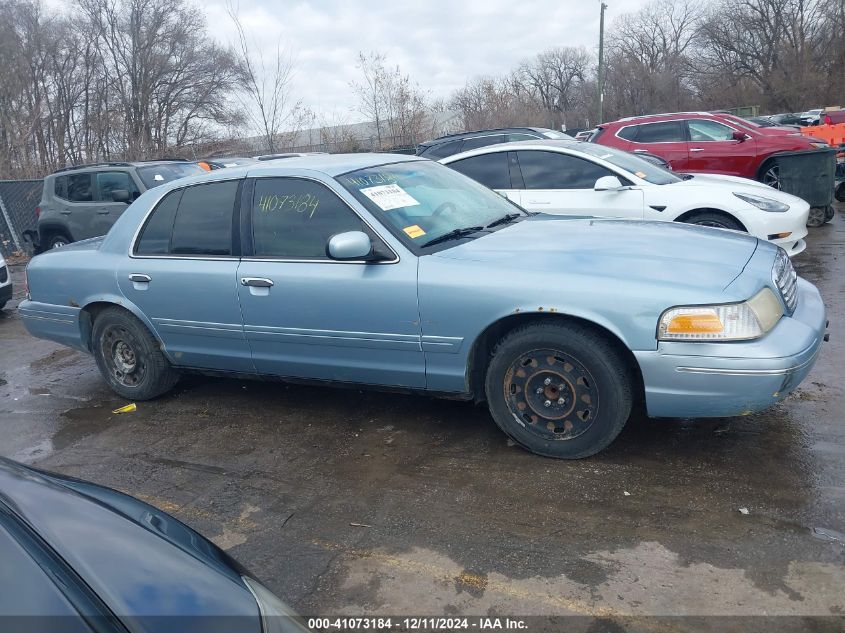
[835,182,845,203]
[683,211,744,231]
[484,322,633,459]
[92,307,179,400]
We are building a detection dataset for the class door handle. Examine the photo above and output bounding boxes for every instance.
[690,148,704,152]
[241,277,274,288]
[632,149,648,153]
[527,200,551,205]
[129,274,151,283]
[97,209,110,214]
[60,209,72,214]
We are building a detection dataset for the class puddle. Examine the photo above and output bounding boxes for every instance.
[53,405,118,450]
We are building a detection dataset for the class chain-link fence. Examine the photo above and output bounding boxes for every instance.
[0,180,42,258]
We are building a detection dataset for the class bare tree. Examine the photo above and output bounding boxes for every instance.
[350,52,388,148]
[226,0,299,153]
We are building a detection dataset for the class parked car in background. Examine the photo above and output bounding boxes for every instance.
[767,113,805,127]
[441,140,809,256]
[34,160,206,250]
[0,252,11,311]
[198,156,259,170]
[20,154,827,458]
[574,129,595,141]
[591,112,828,188]
[0,457,308,632]
[800,109,824,125]
[255,152,329,161]
[416,127,573,159]
[822,109,845,126]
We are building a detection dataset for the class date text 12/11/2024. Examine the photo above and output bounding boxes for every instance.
[307,617,528,630]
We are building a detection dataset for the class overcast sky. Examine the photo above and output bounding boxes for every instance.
[204,0,653,126]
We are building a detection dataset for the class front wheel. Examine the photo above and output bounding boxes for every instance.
[760,162,781,190]
[92,307,179,400]
[683,211,744,232]
[484,322,633,459]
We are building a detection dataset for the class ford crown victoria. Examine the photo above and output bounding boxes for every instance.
[19,155,827,458]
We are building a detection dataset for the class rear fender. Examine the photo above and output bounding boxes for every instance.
[80,294,171,360]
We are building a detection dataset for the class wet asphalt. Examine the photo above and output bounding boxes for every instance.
[0,206,843,631]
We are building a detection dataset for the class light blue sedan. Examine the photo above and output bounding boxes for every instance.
[19,154,828,458]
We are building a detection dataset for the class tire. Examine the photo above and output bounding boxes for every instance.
[683,211,744,232]
[484,322,633,459]
[0,302,6,311]
[823,205,835,223]
[47,233,71,249]
[807,207,827,228]
[759,160,781,190]
[91,307,179,400]
[835,183,845,203]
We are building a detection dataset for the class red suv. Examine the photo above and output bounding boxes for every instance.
[590,112,828,187]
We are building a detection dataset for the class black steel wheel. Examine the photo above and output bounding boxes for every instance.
[503,349,599,441]
[92,307,179,400]
[484,322,633,459]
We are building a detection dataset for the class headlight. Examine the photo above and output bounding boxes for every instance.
[657,288,783,341]
[733,192,789,212]
[242,576,310,632]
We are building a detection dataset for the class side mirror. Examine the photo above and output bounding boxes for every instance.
[327,231,373,261]
[594,175,624,191]
[110,189,130,203]
[731,131,747,142]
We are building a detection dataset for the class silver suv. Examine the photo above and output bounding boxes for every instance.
[36,160,205,250]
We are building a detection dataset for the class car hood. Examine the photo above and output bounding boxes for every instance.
[671,173,806,204]
[0,458,261,629]
[433,215,759,292]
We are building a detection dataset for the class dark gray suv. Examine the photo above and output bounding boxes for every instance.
[36,160,205,250]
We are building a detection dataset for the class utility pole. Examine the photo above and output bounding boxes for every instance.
[597,2,607,125]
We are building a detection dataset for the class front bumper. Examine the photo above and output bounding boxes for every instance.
[634,278,827,418]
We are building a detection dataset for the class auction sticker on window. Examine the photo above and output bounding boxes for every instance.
[403,224,426,238]
[361,183,420,211]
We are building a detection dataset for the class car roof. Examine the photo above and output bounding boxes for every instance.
[440,138,584,161]
[601,112,729,127]
[419,127,558,147]
[51,159,192,175]
[244,152,424,177]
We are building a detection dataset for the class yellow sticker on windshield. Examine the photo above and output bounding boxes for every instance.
[403,224,426,238]
[635,171,647,178]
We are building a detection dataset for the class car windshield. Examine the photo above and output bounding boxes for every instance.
[137,163,205,188]
[338,160,526,249]
[576,143,681,185]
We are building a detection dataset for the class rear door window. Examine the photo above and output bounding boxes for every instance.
[251,178,364,258]
[170,180,240,256]
[135,190,182,255]
[448,153,512,189]
[629,121,685,143]
[54,174,93,202]
[516,151,614,189]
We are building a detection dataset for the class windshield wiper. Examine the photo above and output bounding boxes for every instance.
[421,226,485,248]
[485,213,522,229]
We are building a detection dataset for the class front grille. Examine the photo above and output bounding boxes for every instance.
[0,265,7,284]
[772,248,798,313]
